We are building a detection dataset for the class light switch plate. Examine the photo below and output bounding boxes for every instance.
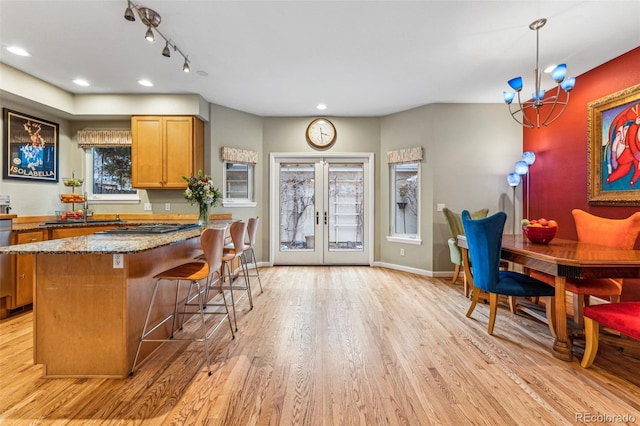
[437,203,445,212]
[113,254,124,269]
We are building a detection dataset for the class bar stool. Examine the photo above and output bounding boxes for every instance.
[222,220,251,331]
[238,216,263,294]
[130,227,234,376]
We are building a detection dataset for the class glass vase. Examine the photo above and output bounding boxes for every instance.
[198,203,210,228]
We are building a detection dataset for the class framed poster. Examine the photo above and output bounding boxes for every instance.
[588,84,640,205]
[3,108,59,182]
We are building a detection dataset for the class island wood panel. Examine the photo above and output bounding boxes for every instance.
[34,237,201,378]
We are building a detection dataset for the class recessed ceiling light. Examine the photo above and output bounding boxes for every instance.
[73,79,90,87]
[7,46,30,57]
[138,79,153,87]
[317,104,327,110]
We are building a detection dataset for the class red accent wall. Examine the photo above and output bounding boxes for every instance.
[523,46,640,242]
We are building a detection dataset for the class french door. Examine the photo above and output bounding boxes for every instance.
[270,153,373,265]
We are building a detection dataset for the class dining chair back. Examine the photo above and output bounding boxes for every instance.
[462,210,555,335]
[443,207,488,290]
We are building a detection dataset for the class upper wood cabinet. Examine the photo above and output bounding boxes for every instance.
[131,116,204,188]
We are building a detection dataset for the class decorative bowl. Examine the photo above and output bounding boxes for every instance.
[523,225,557,244]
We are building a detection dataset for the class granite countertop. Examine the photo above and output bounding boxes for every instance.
[0,220,232,254]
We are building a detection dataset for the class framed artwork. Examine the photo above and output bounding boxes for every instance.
[3,108,59,182]
[588,83,640,205]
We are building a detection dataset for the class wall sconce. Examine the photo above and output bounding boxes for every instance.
[124,1,191,73]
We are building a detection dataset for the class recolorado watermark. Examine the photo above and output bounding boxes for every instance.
[576,412,637,423]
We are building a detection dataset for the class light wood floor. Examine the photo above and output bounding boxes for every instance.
[1,266,639,425]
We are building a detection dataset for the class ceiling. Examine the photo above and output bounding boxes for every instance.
[1,1,639,118]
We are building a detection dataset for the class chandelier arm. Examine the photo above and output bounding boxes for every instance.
[518,99,537,128]
[541,93,571,126]
[538,86,565,126]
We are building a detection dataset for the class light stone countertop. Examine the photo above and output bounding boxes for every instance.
[0,220,232,254]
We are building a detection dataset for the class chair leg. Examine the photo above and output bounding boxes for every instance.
[574,294,587,326]
[224,261,239,332]
[250,248,263,293]
[451,264,460,284]
[581,316,600,368]
[466,286,481,317]
[130,279,162,376]
[508,296,517,314]
[488,293,498,335]
[240,252,254,310]
[194,280,213,375]
[545,296,557,338]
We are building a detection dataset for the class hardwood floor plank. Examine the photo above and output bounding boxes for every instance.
[1,266,639,425]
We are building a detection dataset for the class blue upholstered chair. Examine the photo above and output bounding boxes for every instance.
[462,210,556,335]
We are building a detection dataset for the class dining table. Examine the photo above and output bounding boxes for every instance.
[457,234,640,362]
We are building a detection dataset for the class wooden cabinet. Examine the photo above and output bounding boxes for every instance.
[10,229,46,309]
[131,116,204,188]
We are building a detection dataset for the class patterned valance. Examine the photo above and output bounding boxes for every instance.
[77,129,131,148]
[386,147,423,164]
[221,146,258,164]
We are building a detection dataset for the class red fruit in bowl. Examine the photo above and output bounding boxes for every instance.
[538,218,549,226]
[548,220,558,228]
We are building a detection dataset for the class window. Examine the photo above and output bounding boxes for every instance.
[389,162,420,242]
[84,147,139,203]
[222,162,256,207]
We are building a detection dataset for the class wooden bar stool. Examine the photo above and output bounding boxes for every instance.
[222,221,251,331]
[130,227,235,376]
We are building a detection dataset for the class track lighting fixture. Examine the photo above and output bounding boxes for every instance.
[123,1,192,73]
[145,26,154,42]
[124,1,135,21]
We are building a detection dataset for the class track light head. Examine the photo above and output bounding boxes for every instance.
[183,59,190,73]
[162,41,171,57]
[124,2,136,21]
[145,26,154,42]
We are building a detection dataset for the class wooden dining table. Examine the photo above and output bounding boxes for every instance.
[457,234,640,362]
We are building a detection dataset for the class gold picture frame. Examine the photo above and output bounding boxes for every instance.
[588,83,640,205]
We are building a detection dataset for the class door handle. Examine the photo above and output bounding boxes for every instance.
[324,211,327,225]
[316,211,319,225]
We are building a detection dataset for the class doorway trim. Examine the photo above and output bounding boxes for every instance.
[269,152,375,266]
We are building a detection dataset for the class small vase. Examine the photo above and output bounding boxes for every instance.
[198,203,210,228]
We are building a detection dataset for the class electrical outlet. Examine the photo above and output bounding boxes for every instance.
[143,203,152,211]
[400,248,405,256]
[165,203,171,211]
[113,254,124,269]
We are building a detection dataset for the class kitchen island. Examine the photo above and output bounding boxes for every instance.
[0,220,231,378]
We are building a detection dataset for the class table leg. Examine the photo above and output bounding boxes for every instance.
[460,247,473,298]
[552,276,573,361]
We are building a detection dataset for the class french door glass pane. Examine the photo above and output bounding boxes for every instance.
[328,163,363,252]
[279,163,315,251]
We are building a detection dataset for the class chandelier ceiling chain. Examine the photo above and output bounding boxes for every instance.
[503,18,576,128]
[124,1,191,73]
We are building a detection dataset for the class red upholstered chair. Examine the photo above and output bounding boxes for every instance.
[529,209,640,325]
[581,302,640,368]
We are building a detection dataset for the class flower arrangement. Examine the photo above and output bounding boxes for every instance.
[182,170,221,226]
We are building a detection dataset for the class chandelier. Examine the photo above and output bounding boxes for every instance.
[124,1,191,73]
[503,19,576,128]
